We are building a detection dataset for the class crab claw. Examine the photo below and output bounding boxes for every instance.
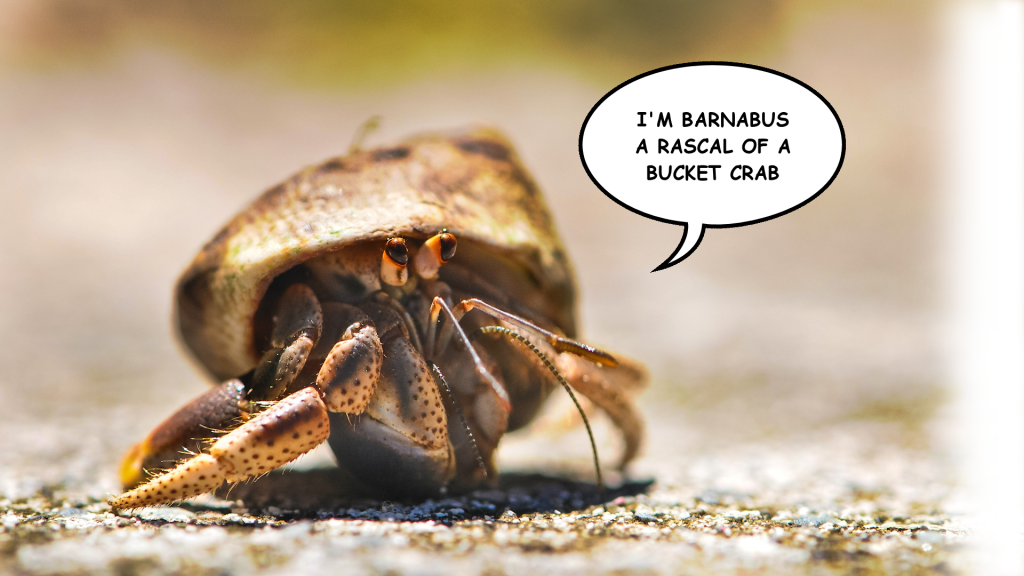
[111,387,330,510]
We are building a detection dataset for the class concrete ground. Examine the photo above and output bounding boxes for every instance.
[0,400,963,576]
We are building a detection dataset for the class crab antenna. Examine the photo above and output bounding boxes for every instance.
[474,325,604,493]
[431,364,488,480]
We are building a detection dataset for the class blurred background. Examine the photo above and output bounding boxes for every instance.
[0,0,944,507]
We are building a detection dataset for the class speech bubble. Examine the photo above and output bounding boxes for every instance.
[579,62,846,271]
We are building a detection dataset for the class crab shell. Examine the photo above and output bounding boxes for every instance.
[176,128,577,381]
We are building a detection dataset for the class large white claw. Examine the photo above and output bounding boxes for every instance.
[111,387,330,510]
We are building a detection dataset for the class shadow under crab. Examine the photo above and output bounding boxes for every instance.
[197,468,654,521]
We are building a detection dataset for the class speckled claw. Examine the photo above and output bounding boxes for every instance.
[317,321,383,413]
[110,387,330,510]
[111,454,227,510]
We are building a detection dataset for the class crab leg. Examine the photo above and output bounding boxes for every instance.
[119,380,247,490]
[555,353,648,469]
[446,298,618,367]
[427,297,510,411]
[247,284,323,401]
[111,387,330,510]
[460,297,649,470]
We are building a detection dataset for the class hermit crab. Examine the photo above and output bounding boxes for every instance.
[112,128,647,509]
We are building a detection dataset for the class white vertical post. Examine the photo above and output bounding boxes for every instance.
[945,1,1024,573]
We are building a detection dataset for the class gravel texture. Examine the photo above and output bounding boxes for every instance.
[0,404,964,575]
[1,496,965,576]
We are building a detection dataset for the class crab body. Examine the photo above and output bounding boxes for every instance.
[113,128,646,509]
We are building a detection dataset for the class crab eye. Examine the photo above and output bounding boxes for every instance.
[438,232,457,262]
[415,230,457,279]
[381,237,409,286]
[385,237,409,266]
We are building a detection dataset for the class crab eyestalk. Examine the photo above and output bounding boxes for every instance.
[414,230,457,279]
[380,237,409,286]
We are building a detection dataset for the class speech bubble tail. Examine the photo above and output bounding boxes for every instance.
[652,223,705,272]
